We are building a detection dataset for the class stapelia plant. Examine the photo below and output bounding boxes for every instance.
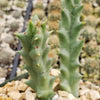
[15,15,56,100]
[58,0,84,97]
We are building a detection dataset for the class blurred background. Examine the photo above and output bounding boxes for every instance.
[0,0,100,86]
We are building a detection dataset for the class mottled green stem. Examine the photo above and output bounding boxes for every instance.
[15,15,56,100]
[58,0,84,97]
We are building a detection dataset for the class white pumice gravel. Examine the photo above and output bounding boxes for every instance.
[0,70,100,100]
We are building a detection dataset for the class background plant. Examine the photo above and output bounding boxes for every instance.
[58,0,84,97]
[31,1,45,20]
[82,58,100,82]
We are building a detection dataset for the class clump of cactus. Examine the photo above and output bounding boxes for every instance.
[81,30,93,42]
[32,9,45,20]
[10,22,19,32]
[48,34,59,48]
[48,21,59,32]
[12,11,21,19]
[48,0,61,12]
[81,26,95,42]
[82,3,93,15]
[35,1,44,9]
[32,1,45,20]
[83,58,99,79]
[48,0,61,33]
[85,15,97,27]
[58,0,83,97]
[15,16,56,100]
[48,11,61,21]
[15,1,25,8]
[0,0,8,9]
[84,41,98,56]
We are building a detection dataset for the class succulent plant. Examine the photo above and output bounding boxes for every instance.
[0,42,15,64]
[82,3,93,15]
[83,58,99,79]
[15,15,56,100]
[10,22,19,32]
[12,11,21,19]
[48,0,61,12]
[48,21,59,32]
[32,1,45,20]
[84,41,98,57]
[35,1,44,9]
[1,33,14,44]
[58,0,83,97]
[48,11,61,21]
[48,0,61,34]
[48,34,59,48]
[0,0,8,9]
[85,15,97,27]
[81,26,95,42]
[15,1,25,8]
[32,9,45,20]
